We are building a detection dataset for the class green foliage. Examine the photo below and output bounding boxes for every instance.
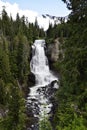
[0,79,6,105]
[56,114,87,130]
[39,118,52,130]
[0,82,26,130]
[0,8,46,130]
[46,23,71,42]
[0,36,11,82]
[46,0,87,130]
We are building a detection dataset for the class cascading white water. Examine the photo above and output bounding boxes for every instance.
[27,40,58,128]
[30,39,57,86]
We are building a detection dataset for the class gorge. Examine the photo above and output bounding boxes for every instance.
[27,40,58,130]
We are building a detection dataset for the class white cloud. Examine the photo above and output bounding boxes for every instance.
[0,0,52,30]
[0,1,38,22]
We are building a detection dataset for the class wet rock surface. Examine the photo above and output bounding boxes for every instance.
[28,72,35,87]
[26,80,58,130]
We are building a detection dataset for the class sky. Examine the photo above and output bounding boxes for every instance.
[0,0,70,30]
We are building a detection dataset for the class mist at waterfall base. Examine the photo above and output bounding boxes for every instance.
[27,40,59,130]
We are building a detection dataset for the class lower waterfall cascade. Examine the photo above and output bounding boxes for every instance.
[27,40,59,130]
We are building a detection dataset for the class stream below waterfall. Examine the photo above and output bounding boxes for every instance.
[27,40,58,130]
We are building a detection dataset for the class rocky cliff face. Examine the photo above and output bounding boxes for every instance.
[46,38,60,63]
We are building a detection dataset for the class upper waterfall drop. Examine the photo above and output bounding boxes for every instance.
[30,39,57,86]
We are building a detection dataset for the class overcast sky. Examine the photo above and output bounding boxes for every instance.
[0,0,70,30]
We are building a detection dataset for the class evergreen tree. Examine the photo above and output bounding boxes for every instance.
[0,79,5,105]
[53,0,87,129]
[0,8,45,130]
[1,8,10,36]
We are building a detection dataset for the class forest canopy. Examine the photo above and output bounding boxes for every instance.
[0,0,87,129]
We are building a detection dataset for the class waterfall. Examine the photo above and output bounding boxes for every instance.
[30,39,57,85]
[27,40,58,129]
